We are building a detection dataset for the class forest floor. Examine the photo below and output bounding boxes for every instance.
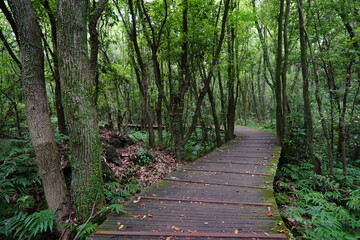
[59,129,180,193]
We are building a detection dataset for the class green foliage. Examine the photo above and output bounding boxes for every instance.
[104,181,140,203]
[130,148,154,167]
[2,210,56,240]
[74,222,98,240]
[276,164,360,239]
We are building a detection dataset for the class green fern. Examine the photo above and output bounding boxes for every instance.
[2,209,56,239]
[76,222,98,239]
[23,209,57,238]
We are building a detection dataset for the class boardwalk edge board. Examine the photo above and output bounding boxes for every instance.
[138,196,273,206]
[94,230,288,239]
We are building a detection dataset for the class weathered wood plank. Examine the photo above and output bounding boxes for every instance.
[89,127,289,239]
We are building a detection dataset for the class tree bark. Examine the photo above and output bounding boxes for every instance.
[226,5,236,141]
[275,0,284,142]
[40,0,68,135]
[57,0,104,221]
[8,0,70,231]
[297,0,321,174]
[89,0,108,107]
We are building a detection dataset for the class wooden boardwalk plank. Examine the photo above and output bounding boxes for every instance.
[89,127,289,239]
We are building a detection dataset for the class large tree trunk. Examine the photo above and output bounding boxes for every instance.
[57,0,104,222]
[8,0,70,231]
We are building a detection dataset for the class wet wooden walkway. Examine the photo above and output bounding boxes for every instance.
[90,127,289,239]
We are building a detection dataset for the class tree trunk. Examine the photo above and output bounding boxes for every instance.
[297,0,321,174]
[57,0,104,222]
[281,0,290,154]
[275,0,284,143]
[89,0,108,107]
[252,0,274,90]
[40,0,68,135]
[207,86,222,147]
[8,0,70,231]
[226,11,236,141]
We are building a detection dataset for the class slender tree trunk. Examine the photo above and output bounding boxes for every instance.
[298,0,321,174]
[252,0,274,89]
[275,0,284,142]
[57,0,104,221]
[281,0,290,153]
[40,0,68,135]
[8,0,70,232]
[226,11,236,141]
[207,86,222,147]
[218,68,227,132]
[181,0,231,147]
[89,0,108,107]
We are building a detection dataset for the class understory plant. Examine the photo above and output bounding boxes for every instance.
[275,163,360,239]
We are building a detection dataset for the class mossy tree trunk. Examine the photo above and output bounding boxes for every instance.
[57,0,104,222]
[8,0,70,231]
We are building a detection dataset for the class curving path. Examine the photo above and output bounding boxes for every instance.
[90,127,289,239]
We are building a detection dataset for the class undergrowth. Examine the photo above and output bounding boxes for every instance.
[275,163,360,239]
[0,137,128,240]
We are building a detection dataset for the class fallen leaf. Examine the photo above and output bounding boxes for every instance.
[151,229,158,232]
[179,214,186,217]
[278,229,285,233]
[188,230,197,233]
[152,194,158,197]
[133,215,140,218]
[267,211,273,216]
[234,229,239,234]
[171,226,181,231]
[165,237,172,240]
[221,220,225,224]
[118,225,124,230]
[116,222,121,225]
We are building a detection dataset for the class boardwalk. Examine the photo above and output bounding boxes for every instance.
[90,127,289,239]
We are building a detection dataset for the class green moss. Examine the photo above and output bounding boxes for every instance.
[258,146,292,238]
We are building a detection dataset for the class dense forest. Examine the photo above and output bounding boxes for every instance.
[0,0,359,239]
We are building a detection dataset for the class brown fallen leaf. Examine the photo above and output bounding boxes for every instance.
[188,230,197,233]
[152,194,158,197]
[267,211,273,216]
[221,220,225,224]
[171,226,181,231]
[133,215,140,218]
[179,214,186,217]
[150,229,158,232]
[278,229,285,233]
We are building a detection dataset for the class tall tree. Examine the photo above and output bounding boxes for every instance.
[57,0,104,221]
[39,0,68,135]
[297,0,321,174]
[7,0,70,231]
[275,0,284,142]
